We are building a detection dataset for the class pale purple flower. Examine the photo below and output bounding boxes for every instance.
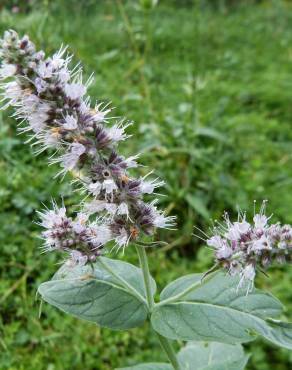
[0,81,22,107]
[250,235,272,253]
[0,63,17,79]
[152,212,175,229]
[63,115,78,130]
[59,142,86,171]
[65,83,86,100]
[216,245,233,260]
[253,214,268,229]
[38,203,67,229]
[205,203,292,291]
[0,30,174,264]
[70,250,88,266]
[117,202,129,217]
[28,111,49,133]
[103,179,118,195]
[140,178,165,194]
[37,61,54,79]
[34,77,48,94]
[114,228,130,249]
[106,121,131,142]
[90,225,112,246]
[88,181,102,196]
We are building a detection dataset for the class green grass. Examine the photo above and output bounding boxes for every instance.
[0,0,292,369]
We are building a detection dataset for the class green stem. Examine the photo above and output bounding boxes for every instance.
[156,333,181,370]
[135,245,181,370]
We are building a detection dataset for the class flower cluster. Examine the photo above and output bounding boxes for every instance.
[0,30,175,264]
[206,202,292,291]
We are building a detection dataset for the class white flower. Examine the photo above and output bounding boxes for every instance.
[153,213,175,229]
[1,81,22,106]
[65,83,86,100]
[117,202,129,217]
[51,55,65,69]
[70,250,88,266]
[58,68,70,83]
[34,77,48,93]
[124,155,139,168]
[251,235,272,252]
[72,213,88,233]
[107,123,129,142]
[28,110,48,133]
[140,178,164,194]
[83,200,108,215]
[105,203,118,215]
[88,181,102,196]
[115,228,129,248]
[216,244,233,259]
[103,179,118,194]
[235,221,250,234]
[225,221,250,240]
[37,61,54,79]
[21,94,40,113]
[63,115,78,130]
[37,129,62,151]
[38,204,67,229]
[0,63,17,79]
[253,214,268,229]
[90,225,112,246]
[240,264,256,284]
[225,224,241,241]
[92,103,111,123]
[60,142,86,170]
[207,235,224,249]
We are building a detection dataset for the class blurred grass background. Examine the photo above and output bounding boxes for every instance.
[0,0,292,369]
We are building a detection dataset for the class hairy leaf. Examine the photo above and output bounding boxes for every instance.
[177,342,249,370]
[38,257,156,330]
[152,272,292,349]
[117,364,172,370]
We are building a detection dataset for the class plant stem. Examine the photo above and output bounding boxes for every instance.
[156,333,181,370]
[135,245,181,370]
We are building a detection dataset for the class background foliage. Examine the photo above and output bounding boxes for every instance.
[0,0,292,369]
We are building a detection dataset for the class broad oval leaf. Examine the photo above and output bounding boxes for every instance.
[116,342,248,370]
[160,272,283,319]
[152,272,292,349]
[178,342,249,370]
[38,257,156,330]
[117,364,172,370]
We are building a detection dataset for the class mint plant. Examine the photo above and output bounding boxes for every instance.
[1,30,291,370]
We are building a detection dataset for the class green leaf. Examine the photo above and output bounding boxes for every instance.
[38,257,156,330]
[185,194,210,219]
[116,342,249,370]
[195,127,227,142]
[160,272,283,319]
[117,364,172,370]
[177,342,249,370]
[152,272,292,349]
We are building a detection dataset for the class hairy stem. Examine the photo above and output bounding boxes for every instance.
[156,333,181,370]
[135,245,181,370]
